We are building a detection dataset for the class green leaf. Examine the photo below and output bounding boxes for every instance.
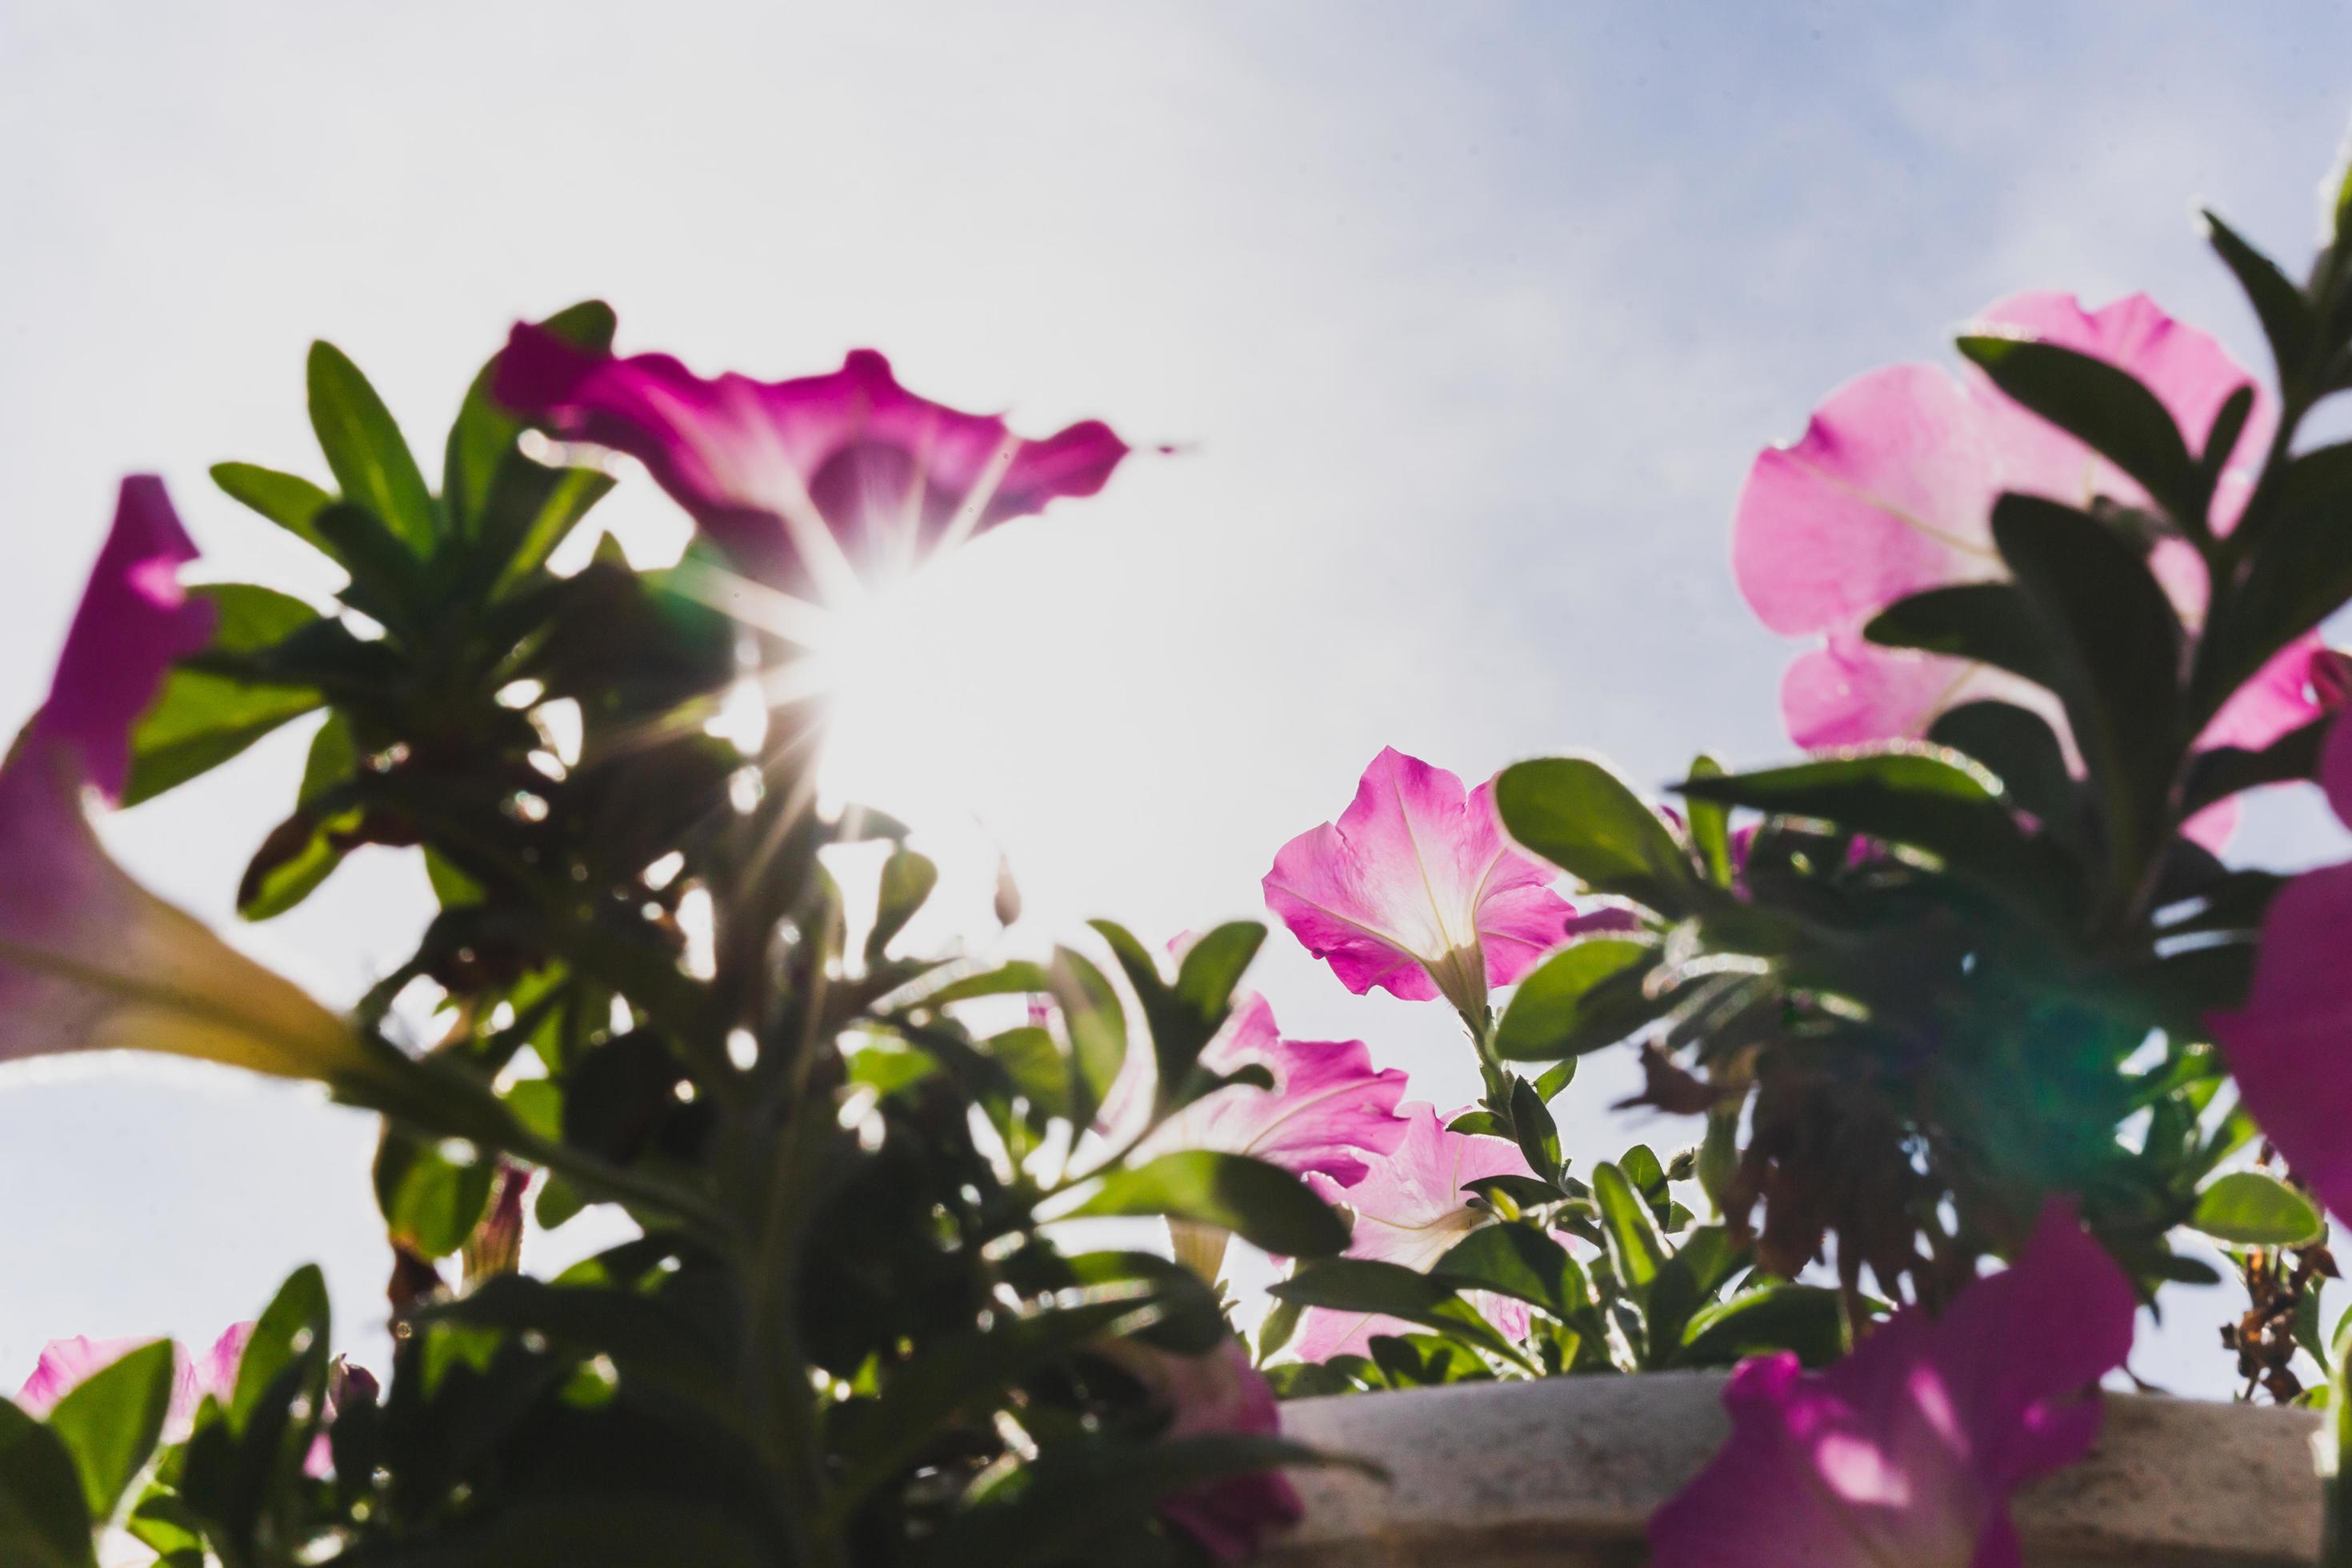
[982,1026,1070,1118]
[1508,1076,1561,1182]
[1686,754,1734,886]
[1862,582,2058,691]
[238,714,362,920]
[374,1129,498,1260]
[828,1295,1147,1515]
[926,1432,1373,1567]
[1446,1110,1510,1137]
[1046,948,1126,1126]
[1494,758,1697,915]
[1620,1143,1667,1200]
[1071,1151,1346,1258]
[1927,701,2076,838]
[308,340,437,552]
[2210,441,2352,706]
[358,1498,770,1567]
[1678,745,2002,824]
[478,461,615,598]
[1433,1222,1584,1318]
[1462,1174,1570,1217]
[0,1401,94,1567]
[533,1174,587,1231]
[1643,1226,1744,1355]
[230,1265,330,1436]
[2202,386,2256,486]
[46,1339,174,1525]
[2183,717,2331,819]
[2190,1171,2325,1247]
[1257,1297,1302,1360]
[2204,211,2316,387]
[910,961,1053,1007]
[122,584,326,806]
[1676,1284,1846,1369]
[415,1275,731,1416]
[1535,1058,1578,1101]
[1592,1161,1666,1294]
[310,501,428,630]
[1494,937,1661,1061]
[125,1491,204,1558]
[1167,922,1266,1083]
[210,462,334,555]
[1991,494,2185,882]
[1958,334,2199,525]
[426,846,489,910]
[1269,1258,1531,1368]
[866,849,938,964]
[444,300,615,537]
[1088,919,1262,1101]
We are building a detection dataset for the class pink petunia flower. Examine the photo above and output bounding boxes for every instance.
[1263,748,1574,1016]
[20,1326,375,1479]
[2209,715,2352,1222]
[1109,991,1410,1190]
[31,476,214,802]
[1292,1103,1538,1362]
[1648,1202,2136,1568]
[1734,291,2323,840]
[494,330,1130,596]
[0,479,368,1087]
[1094,1337,1303,1562]
[18,1324,251,1438]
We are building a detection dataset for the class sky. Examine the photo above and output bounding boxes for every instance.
[5,0,2352,1401]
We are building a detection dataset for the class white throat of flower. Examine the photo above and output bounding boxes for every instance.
[1420,939,1488,1020]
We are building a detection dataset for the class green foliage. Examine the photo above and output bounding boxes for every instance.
[1955,334,2201,527]
[1073,1151,1349,1258]
[46,132,2352,1566]
[73,314,1356,1568]
[46,1340,175,1526]
[1463,150,2352,1347]
[2191,1171,2325,1248]
[1270,1135,1842,1390]
[0,1402,96,1568]
[124,584,324,806]
[1493,758,1698,916]
[1494,938,1660,1061]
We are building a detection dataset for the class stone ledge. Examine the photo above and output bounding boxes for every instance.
[1266,1372,2322,1566]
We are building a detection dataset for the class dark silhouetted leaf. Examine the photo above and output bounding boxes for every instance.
[1958,334,2198,524]
[1072,1152,1346,1258]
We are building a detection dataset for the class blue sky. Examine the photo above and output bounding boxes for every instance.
[4,1,2350,1398]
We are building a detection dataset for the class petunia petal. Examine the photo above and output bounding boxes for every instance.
[32,478,214,803]
[1102,989,1409,1189]
[495,329,1129,591]
[0,757,372,1084]
[0,482,376,1090]
[1292,1103,1534,1361]
[16,1335,158,1418]
[1096,1338,1302,1562]
[1649,1202,2131,1567]
[1738,293,2289,783]
[1264,750,1572,1012]
[2210,717,2352,1222]
[1970,291,2274,517]
[1734,363,2006,642]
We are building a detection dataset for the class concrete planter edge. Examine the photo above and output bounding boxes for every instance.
[1266,1371,2322,1566]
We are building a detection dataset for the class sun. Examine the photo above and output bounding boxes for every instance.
[687,527,1083,852]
